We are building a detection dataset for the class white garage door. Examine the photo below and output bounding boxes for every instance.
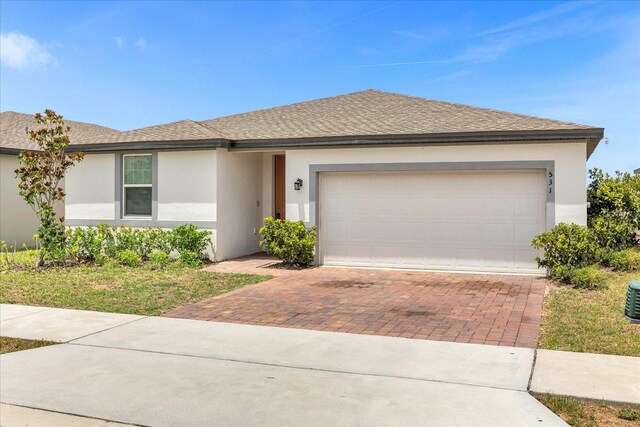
[319,169,546,274]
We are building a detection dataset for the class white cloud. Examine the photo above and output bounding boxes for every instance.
[0,32,55,69]
[478,1,594,36]
[113,36,124,49]
[134,38,147,50]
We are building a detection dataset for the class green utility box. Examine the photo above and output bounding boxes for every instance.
[625,280,640,323]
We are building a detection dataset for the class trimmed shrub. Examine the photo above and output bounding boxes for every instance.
[588,168,640,249]
[552,265,608,289]
[148,251,172,268]
[589,215,637,252]
[172,224,211,258]
[568,266,608,289]
[67,226,102,261]
[618,408,640,421]
[67,225,173,261]
[259,217,316,265]
[146,228,174,255]
[116,249,142,267]
[531,223,598,270]
[609,249,640,272]
[178,251,201,267]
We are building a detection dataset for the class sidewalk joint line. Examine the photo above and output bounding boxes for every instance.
[0,306,52,323]
[68,342,529,393]
[0,402,149,427]
[67,316,149,343]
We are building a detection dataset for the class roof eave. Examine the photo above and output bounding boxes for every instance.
[230,128,605,149]
[0,148,23,155]
[66,139,230,152]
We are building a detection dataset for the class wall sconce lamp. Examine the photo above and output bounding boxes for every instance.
[294,178,303,190]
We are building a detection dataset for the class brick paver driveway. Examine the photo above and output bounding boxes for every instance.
[165,254,545,348]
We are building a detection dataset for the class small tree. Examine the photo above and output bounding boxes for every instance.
[15,110,84,264]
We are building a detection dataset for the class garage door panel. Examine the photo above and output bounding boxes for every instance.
[515,196,545,219]
[319,170,545,274]
[483,223,514,245]
[424,222,454,243]
[455,223,485,244]
[454,247,486,269]
[485,249,515,269]
[515,223,544,246]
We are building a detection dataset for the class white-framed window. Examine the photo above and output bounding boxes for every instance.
[123,154,152,217]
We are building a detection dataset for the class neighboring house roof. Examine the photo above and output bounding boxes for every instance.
[2,90,605,155]
[0,111,119,154]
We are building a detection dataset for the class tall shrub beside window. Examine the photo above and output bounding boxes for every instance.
[123,154,152,217]
[15,110,84,264]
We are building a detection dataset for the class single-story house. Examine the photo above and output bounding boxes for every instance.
[0,112,120,247]
[1,90,604,274]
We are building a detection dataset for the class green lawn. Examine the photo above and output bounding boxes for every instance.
[536,394,640,427]
[0,337,57,355]
[539,272,640,356]
[0,252,271,316]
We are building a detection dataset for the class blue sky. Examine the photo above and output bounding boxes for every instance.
[1,1,638,173]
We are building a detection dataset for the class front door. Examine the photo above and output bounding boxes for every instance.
[274,155,286,220]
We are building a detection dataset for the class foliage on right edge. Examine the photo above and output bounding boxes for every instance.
[259,217,317,266]
[531,168,640,289]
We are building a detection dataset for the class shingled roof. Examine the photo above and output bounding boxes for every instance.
[2,90,604,155]
[92,120,228,145]
[0,111,119,153]
[202,89,600,142]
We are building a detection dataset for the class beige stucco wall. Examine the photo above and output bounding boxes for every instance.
[0,154,65,248]
[216,149,263,261]
[65,153,116,221]
[157,150,217,222]
[285,141,588,228]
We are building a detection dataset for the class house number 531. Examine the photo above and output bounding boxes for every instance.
[548,171,553,194]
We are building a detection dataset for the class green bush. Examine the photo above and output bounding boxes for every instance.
[116,249,142,267]
[259,217,317,265]
[178,251,201,267]
[148,251,172,268]
[67,226,114,261]
[551,265,607,289]
[67,226,173,261]
[589,215,637,251]
[532,223,598,270]
[146,228,174,255]
[588,168,640,249]
[172,224,211,258]
[609,249,640,272]
[567,265,608,289]
[618,408,640,421]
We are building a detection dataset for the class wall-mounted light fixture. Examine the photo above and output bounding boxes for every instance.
[294,178,303,190]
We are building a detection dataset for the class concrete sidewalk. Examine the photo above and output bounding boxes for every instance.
[531,349,640,405]
[1,304,562,426]
[1,303,638,426]
[0,304,144,342]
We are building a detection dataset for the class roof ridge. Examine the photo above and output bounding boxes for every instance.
[193,120,232,140]
[203,89,375,123]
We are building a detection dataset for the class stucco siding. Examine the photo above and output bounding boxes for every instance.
[157,151,216,222]
[216,149,263,261]
[66,154,116,220]
[0,154,65,247]
[285,141,588,227]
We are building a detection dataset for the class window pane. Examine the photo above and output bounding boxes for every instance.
[125,187,152,216]
[124,155,152,185]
